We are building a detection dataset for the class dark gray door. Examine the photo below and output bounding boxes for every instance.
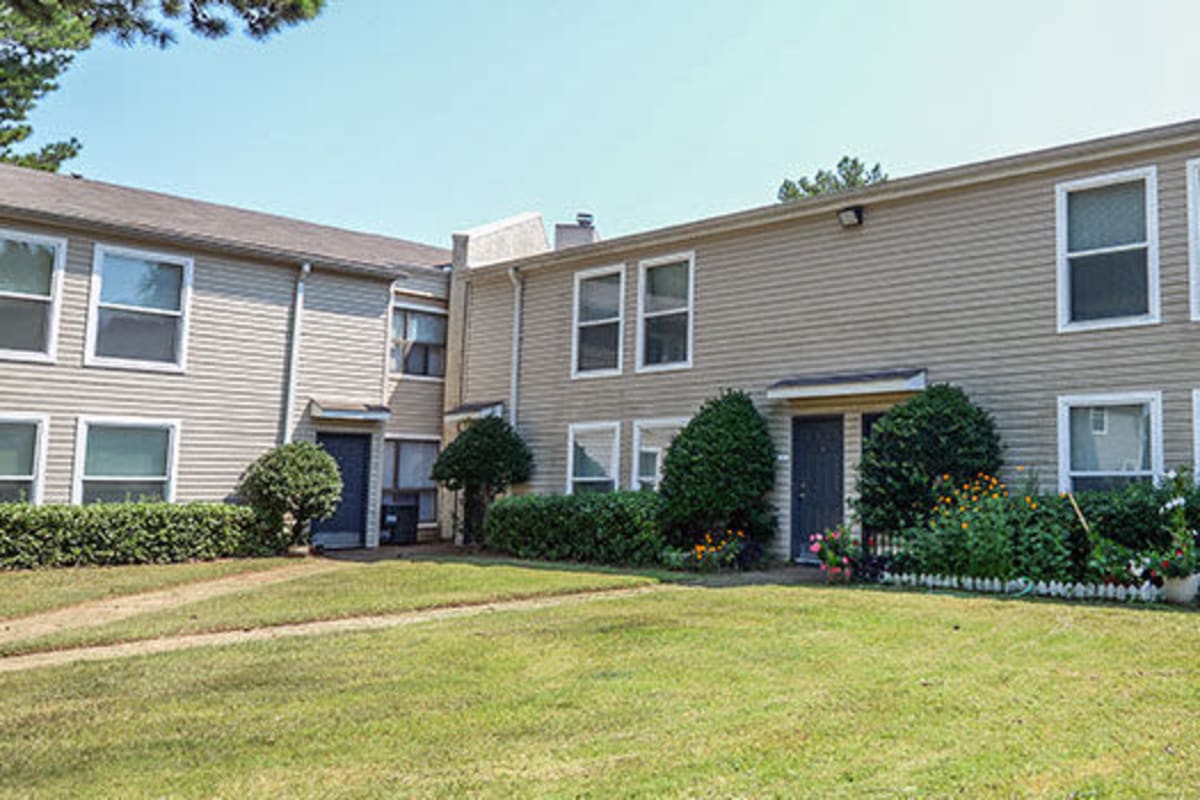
[791,416,844,560]
[312,432,371,549]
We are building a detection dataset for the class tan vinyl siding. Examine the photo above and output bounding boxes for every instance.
[457,144,1200,557]
[394,269,449,299]
[386,379,444,436]
[0,219,294,504]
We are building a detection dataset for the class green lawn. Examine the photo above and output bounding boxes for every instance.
[0,558,292,620]
[1,558,654,655]
[2,571,1198,797]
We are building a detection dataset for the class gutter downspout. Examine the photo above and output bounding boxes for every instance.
[281,262,311,444]
[507,265,523,428]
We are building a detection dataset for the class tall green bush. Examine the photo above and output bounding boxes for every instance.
[485,491,665,566]
[856,384,1002,536]
[432,415,533,545]
[0,502,279,569]
[239,441,342,546]
[659,389,776,546]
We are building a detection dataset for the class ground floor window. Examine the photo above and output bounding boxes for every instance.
[631,418,686,490]
[382,439,439,526]
[567,422,619,494]
[75,418,177,503]
[1057,392,1161,492]
[0,414,46,503]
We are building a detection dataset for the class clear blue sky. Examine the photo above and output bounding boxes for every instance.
[24,0,1200,249]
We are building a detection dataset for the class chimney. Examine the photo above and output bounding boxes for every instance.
[554,212,600,250]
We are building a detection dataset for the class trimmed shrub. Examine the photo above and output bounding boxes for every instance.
[433,416,534,545]
[484,491,665,567]
[239,442,342,546]
[1072,480,1197,553]
[0,502,280,570]
[856,384,1002,536]
[659,390,776,546]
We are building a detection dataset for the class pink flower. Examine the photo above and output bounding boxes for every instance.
[819,563,827,571]
[809,543,821,553]
[842,556,849,565]
[830,530,840,539]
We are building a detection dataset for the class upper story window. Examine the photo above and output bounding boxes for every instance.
[0,228,65,363]
[637,252,694,372]
[572,265,624,378]
[74,417,179,503]
[631,418,686,491]
[391,301,447,378]
[1057,392,1161,492]
[87,245,193,372]
[1056,167,1158,333]
[567,421,619,494]
[0,414,48,503]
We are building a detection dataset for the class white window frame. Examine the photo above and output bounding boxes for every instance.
[1056,391,1163,493]
[636,251,695,373]
[388,296,448,382]
[85,244,194,374]
[630,417,688,490]
[72,416,181,503]
[0,412,50,504]
[382,433,442,527]
[1194,390,1200,481]
[566,421,620,495]
[570,264,625,379]
[0,227,67,364]
[1187,159,1200,321]
[1055,166,1159,334]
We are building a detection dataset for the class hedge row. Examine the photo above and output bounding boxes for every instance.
[0,502,287,570]
[484,491,666,567]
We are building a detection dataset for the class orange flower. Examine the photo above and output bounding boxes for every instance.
[961,522,969,530]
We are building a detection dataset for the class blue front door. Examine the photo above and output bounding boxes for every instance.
[312,432,371,549]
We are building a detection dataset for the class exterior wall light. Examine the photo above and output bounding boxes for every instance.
[837,205,864,228]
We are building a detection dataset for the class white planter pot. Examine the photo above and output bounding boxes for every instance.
[1163,574,1200,605]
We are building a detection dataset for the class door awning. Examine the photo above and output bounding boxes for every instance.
[766,368,927,401]
[309,399,391,422]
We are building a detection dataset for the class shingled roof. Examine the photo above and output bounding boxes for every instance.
[0,163,450,277]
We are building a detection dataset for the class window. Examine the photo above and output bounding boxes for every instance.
[0,228,65,363]
[637,253,694,371]
[572,265,624,377]
[567,422,619,494]
[391,302,447,378]
[74,418,178,503]
[382,438,439,523]
[1056,167,1158,332]
[631,418,687,490]
[1057,393,1162,492]
[87,245,192,371]
[0,414,48,503]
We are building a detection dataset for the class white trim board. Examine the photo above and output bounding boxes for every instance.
[0,227,67,365]
[635,251,695,374]
[1056,391,1163,493]
[72,416,182,504]
[85,243,194,374]
[570,263,626,380]
[566,421,620,495]
[1054,166,1160,334]
[767,372,927,401]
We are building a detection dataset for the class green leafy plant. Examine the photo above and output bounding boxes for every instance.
[0,502,278,569]
[484,491,665,567]
[433,416,533,545]
[239,441,342,547]
[856,384,1002,538]
[1148,470,1197,579]
[659,390,776,547]
[808,525,858,581]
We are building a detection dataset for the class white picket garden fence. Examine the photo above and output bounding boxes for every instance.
[881,572,1165,603]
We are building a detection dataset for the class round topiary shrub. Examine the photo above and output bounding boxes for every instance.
[431,415,533,545]
[239,441,342,547]
[659,389,776,548]
[856,384,1002,536]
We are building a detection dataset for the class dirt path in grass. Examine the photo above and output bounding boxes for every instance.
[0,558,345,647]
[0,584,673,674]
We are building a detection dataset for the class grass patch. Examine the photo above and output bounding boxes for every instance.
[0,583,1197,797]
[2,559,653,655]
[0,558,292,620]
